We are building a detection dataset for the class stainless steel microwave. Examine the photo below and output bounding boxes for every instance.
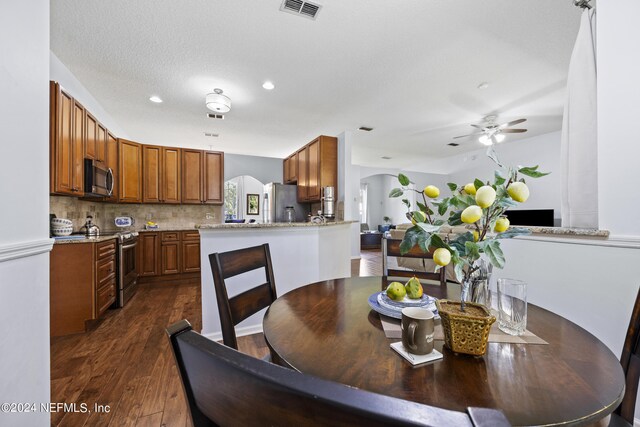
[84,159,113,197]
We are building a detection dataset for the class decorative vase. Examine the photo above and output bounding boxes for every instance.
[436,300,496,356]
[461,259,492,309]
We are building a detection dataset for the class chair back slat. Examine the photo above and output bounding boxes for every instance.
[382,238,446,287]
[615,287,640,423]
[209,244,277,350]
[167,320,511,427]
[228,283,275,325]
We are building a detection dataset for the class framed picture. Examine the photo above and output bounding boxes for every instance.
[247,194,260,215]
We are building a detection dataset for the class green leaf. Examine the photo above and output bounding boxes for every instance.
[398,173,411,186]
[433,219,446,226]
[483,240,506,269]
[389,188,403,198]
[399,226,422,254]
[474,179,484,190]
[429,233,450,250]
[437,198,449,216]
[494,227,531,239]
[448,210,463,226]
[453,260,465,283]
[417,234,433,253]
[518,165,550,178]
[447,182,458,191]
[401,198,411,209]
[464,241,481,262]
[496,198,518,209]
[417,202,427,212]
[494,170,506,186]
[417,222,441,233]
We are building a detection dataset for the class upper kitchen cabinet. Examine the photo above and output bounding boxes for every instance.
[295,136,337,203]
[50,82,84,196]
[85,113,107,164]
[182,149,224,204]
[142,145,181,204]
[118,139,143,203]
[105,132,119,202]
[283,151,298,184]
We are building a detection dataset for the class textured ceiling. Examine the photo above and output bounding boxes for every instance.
[50,0,580,171]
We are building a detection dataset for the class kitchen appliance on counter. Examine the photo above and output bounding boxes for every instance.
[80,216,100,236]
[321,186,335,219]
[84,158,114,198]
[263,183,307,223]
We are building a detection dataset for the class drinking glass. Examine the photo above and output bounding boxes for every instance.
[497,278,527,336]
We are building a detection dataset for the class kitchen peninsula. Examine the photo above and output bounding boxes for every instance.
[196,221,352,340]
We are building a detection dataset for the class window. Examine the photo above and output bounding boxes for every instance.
[224,181,238,220]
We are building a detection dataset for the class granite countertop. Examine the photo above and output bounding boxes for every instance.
[520,226,609,238]
[138,226,200,232]
[197,220,354,230]
[52,235,118,245]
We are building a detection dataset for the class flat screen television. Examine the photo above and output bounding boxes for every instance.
[504,209,554,227]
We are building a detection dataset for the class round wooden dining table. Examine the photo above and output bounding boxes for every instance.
[262,276,625,426]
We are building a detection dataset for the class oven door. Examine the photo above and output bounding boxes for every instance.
[119,240,139,307]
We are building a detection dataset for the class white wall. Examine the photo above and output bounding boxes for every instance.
[447,132,562,222]
[0,1,52,425]
[597,0,640,238]
[361,175,385,227]
[224,153,283,185]
[50,51,129,138]
[226,175,265,222]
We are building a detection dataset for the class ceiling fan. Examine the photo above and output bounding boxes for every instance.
[453,115,528,146]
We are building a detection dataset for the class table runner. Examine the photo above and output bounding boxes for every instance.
[380,313,547,345]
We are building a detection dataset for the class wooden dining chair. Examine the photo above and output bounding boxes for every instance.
[166,319,511,427]
[610,287,640,426]
[208,243,277,351]
[382,237,446,288]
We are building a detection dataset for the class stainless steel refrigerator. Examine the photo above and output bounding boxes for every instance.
[263,183,307,223]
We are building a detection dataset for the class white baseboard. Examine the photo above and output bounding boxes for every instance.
[202,323,264,342]
[635,417,640,427]
[0,238,54,263]
[351,256,361,260]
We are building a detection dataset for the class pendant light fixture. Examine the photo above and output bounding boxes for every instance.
[206,88,231,113]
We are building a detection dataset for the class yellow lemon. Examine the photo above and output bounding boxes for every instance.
[433,248,451,266]
[472,230,479,242]
[423,185,440,198]
[475,186,496,208]
[411,211,427,225]
[494,217,510,233]
[386,282,407,301]
[405,277,424,299]
[463,183,477,195]
[507,182,530,203]
[461,205,483,224]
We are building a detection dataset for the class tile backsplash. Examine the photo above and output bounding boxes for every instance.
[50,196,223,232]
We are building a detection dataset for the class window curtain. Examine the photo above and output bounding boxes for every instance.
[561,8,597,228]
[360,183,368,225]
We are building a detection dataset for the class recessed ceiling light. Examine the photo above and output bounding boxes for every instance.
[477,82,489,90]
[359,126,374,132]
[381,156,392,160]
[149,96,163,103]
[262,81,275,90]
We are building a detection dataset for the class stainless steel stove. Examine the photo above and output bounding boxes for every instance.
[103,229,139,307]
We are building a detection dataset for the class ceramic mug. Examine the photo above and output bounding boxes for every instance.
[401,307,435,355]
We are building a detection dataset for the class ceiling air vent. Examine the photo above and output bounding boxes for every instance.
[207,113,225,120]
[280,0,321,20]
[448,142,460,147]
[204,133,219,138]
[358,126,374,132]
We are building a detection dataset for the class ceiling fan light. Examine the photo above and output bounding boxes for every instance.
[206,89,231,113]
[479,135,492,146]
[495,134,505,143]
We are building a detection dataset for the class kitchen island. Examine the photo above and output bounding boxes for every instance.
[196,221,353,340]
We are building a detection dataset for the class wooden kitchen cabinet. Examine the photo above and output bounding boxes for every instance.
[182,149,224,204]
[143,145,181,204]
[161,235,181,275]
[118,139,143,203]
[295,136,337,203]
[50,238,117,337]
[283,152,298,184]
[137,231,160,277]
[96,123,107,164]
[85,112,97,160]
[181,231,201,273]
[50,82,84,196]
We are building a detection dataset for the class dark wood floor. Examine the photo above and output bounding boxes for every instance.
[50,249,382,426]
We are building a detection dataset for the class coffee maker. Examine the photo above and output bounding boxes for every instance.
[321,186,335,219]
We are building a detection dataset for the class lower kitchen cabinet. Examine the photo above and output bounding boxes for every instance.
[50,238,117,337]
[138,230,200,281]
